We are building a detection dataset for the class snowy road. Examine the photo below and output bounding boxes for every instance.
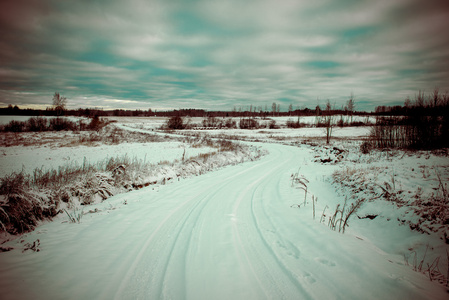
[0,143,446,299]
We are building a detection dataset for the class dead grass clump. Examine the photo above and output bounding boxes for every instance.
[0,190,57,234]
[217,139,240,152]
[411,171,449,237]
[291,168,309,206]
[404,244,449,288]
[326,198,365,233]
[197,152,217,163]
[0,172,28,195]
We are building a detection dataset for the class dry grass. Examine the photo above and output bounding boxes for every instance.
[326,197,365,233]
[0,124,174,147]
[404,244,449,288]
[0,136,263,236]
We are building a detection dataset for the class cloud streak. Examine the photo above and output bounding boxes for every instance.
[1,0,448,111]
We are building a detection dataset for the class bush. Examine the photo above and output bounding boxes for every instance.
[269,120,279,129]
[286,118,305,128]
[27,117,48,131]
[3,120,25,132]
[337,118,347,127]
[1,117,88,132]
[49,117,76,131]
[166,116,185,130]
[202,116,222,128]
[224,118,237,128]
[350,121,365,127]
[360,141,372,154]
[88,115,106,131]
[239,118,259,129]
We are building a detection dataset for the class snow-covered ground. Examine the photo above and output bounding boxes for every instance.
[107,115,375,130]
[0,142,215,177]
[0,117,448,299]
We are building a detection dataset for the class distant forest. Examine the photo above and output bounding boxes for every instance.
[1,88,448,119]
[0,104,367,118]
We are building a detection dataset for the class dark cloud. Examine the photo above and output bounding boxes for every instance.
[1,0,448,111]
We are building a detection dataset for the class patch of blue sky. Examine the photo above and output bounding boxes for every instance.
[303,60,340,69]
[398,68,425,77]
[171,9,255,38]
[74,39,120,65]
[341,26,378,42]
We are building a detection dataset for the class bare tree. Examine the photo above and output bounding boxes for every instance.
[272,102,277,116]
[415,90,425,107]
[52,92,67,116]
[346,93,355,123]
[324,99,334,144]
[404,97,411,109]
[431,87,440,107]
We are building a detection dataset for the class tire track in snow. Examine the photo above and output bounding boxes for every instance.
[230,146,313,299]
[113,163,265,299]
[113,143,315,299]
[110,181,222,299]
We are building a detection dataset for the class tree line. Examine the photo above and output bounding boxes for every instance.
[0,104,367,118]
[371,88,449,149]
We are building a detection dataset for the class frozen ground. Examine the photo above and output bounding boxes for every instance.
[0,142,215,177]
[0,117,448,299]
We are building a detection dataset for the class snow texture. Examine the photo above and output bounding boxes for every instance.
[0,117,448,300]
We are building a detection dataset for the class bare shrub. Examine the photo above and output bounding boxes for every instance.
[2,120,25,132]
[224,118,237,128]
[268,120,278,129]
[360,140,372,154]
[239,118,259,129]
[202,116,222,128]
[372,88,449,149]
[286,118,302,128]
[88,115,108,131]
[49,118,77,131]
[166,115,185,130]
[27,117,48,131]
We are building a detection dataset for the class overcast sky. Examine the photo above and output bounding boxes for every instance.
[1,0,449,111]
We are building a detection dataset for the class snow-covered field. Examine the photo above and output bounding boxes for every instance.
[0,142,216,177]
[0,116,448,299]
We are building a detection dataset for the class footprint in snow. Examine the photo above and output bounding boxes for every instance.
[303,272,316,284]
[276,241,300,259]
[316,258,336,267]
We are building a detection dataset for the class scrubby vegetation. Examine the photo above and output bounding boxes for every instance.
[0,116,108,133]
[291,167,364,234]
[369,89,449,150]
[0,137,264,235]
[332,160,449,243]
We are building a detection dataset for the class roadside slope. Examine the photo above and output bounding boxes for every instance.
[0,143,446,299]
